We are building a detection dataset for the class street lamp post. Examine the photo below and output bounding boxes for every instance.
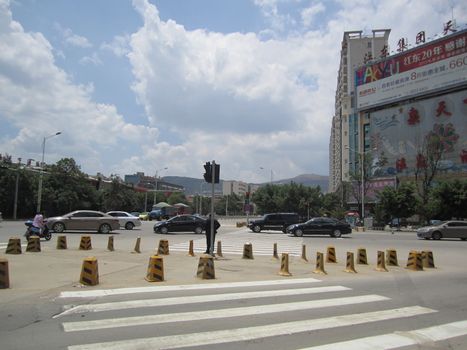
[153,167,168,205]
[346,146,371,224]
[37,132,61,213]
[259,167,273,183]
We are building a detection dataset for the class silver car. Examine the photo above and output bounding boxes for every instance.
[106,211,142,230]
[46,210,120,234]
[416,220,467,240]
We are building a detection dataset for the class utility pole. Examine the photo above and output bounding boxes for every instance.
[209,160,216,254]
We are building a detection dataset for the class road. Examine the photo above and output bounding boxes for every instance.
[1,220,467,349]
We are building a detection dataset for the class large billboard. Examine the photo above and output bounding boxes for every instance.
[356,30,467,110]
[368,90,467,178]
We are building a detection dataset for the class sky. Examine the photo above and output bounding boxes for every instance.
[0,0,466,183]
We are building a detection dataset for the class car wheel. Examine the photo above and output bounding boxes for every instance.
[52,222,65,233]
[332,229,342,238]
[252,225,261,233]
[294,229,303,237]
[432,231,442,240]
[125,222,135,230]
[194,226,203,234]
[461,238,467,241]
[99,223,111,234]
[160,226,169,234]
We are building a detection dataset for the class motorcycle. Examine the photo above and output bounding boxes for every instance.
[24,220,52,241]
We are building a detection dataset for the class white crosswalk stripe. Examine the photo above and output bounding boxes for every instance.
[67,307,435,350]
[63,295,389,332]
[55,278,467,350]
[56,285,350,317]
[299,320,467,350]
[169,230,304,256]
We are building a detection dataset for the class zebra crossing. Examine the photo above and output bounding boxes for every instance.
[54,277,467,350]
[170,229,305,256]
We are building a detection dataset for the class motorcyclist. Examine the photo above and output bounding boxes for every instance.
[32,212,45,233]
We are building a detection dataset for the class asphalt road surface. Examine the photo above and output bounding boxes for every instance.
[1,220,467,349]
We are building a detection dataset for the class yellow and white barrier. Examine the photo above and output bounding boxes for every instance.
[242,242,254,259]
[56,235,67,250]
[80,257,99,286]
[145,255,164,282]
[0,258,9,289]
[79,236,92,250]
[278,253,292,276]
[326,246,337,263]
[26,236,41,252]
[197,254,215,279]
[313,252,327,275]
[158,239,170,255]
[344,252,357,273]
[5,237,21,254]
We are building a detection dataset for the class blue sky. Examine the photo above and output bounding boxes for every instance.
[1,0,466,183]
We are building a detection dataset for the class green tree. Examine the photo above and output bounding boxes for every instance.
[166,192,187,205]
[43,158,98,216]
[428,180,467,220]
[216,193,244,215]
[252,182,324,218]
[375,182,418,224]
[0,165,37,218]
[100,179,140,212]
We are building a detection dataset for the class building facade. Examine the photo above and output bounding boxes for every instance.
[124,172,184,193]
[356,28,467,182]
[329,29,391,193]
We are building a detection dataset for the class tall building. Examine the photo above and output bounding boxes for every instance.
[329,29,391,193]
[355,28,467,183]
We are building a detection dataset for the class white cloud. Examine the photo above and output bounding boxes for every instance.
[79,52,102,65]
[0,3,159,176]
[101,34,131,57]
[1,0,466,183]
[301,2,325,28]
[54,23,93,48]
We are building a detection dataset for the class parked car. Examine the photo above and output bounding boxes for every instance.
[45,210,120,234]
[286,217,352,238]
[106,211,142,230]
[388,218,408,228]
[248,213,300,233]
[154,214,206,234]
[139,212,149,221]
[149,209,163,221]
[416,220,467,240]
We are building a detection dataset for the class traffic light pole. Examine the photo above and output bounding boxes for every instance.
[210,160,215,255]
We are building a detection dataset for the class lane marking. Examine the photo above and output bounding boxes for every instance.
[67,306,435,350]
[55,285,351,318]
[299,319,467,349]
[63,294,389,332]
[58,277,321,299]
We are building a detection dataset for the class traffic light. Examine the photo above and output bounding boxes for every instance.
[213,164,220,183]
[203,162,212,183]
[203,162,220,183]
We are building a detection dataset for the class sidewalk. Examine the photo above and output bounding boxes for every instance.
[0,244,320,303]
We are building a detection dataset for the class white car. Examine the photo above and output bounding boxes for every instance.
[106,211,142,230]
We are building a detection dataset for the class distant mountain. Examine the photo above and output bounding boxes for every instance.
[163,176,222,196]
[272,174,329,192]
[164,173,328,195]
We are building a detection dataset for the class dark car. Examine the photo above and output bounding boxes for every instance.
[248,213,300,233]
[286,217,352,238]
[154,214,206,234]
[45,210,120,234]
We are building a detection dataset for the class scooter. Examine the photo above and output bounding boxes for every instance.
[24,220,52,241]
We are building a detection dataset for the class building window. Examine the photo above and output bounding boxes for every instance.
[368,41,372,48]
